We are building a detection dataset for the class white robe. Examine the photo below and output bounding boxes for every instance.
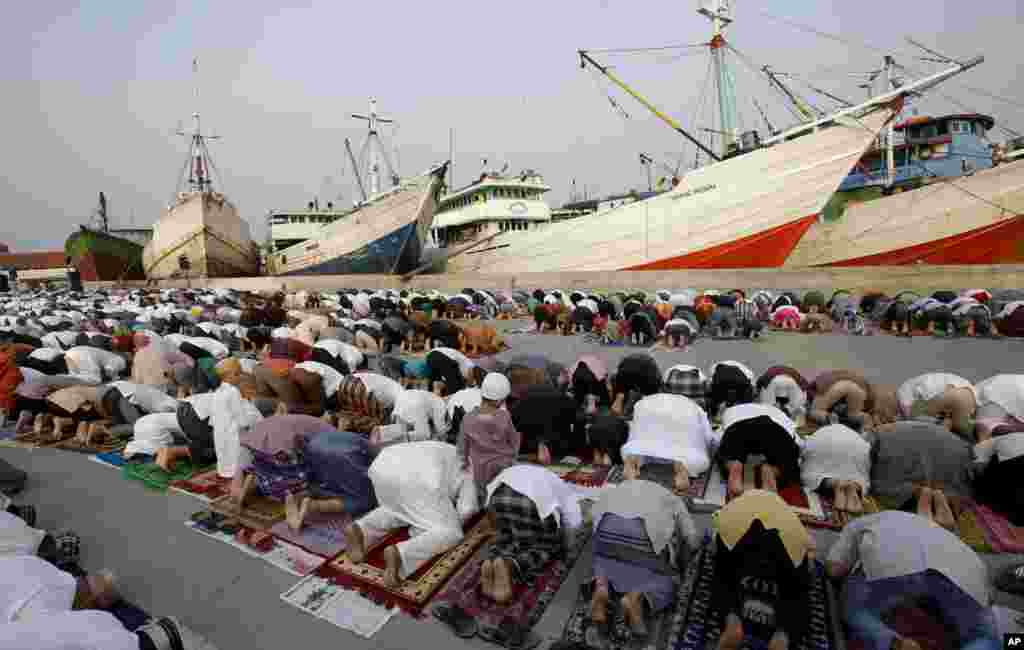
[0,611,138,650]
[622,393,715,475]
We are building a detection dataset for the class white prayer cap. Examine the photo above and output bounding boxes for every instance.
[481,373,512,401]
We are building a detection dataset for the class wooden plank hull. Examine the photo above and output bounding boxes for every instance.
[443,108,895,272]
[787,159,1024,266]
[65,228,145,281]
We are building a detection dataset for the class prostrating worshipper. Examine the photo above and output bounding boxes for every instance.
[628,308,658,345]
[510,384,580,465]
[293,313,331,347]
[292,359,344,406]
[351,371,405,411]
[621,393,715,495]
[380,314,414,353]
[63,346,127,384]
[83,381,180,445]
[808,369,897,431]
[662,313,699,349]
[588,478,700,638]
[427,319,463,350]
[994,300,1024,337]
[311,338,364,375]
[707,293,741,338]
[706,360,756,421]
[895,372,976,440]
[770,304,802,330]
[425,346,484,397]
[717,403,802,500]
[131,335,194,395]
[456,373,519,505]
[559,354,610,414]
[353,318,384,353]
[863,420,972,531]
[382,389,449,445]
[756,366,809,422]
[124,382,263,477]
[827,511,998,650]
[712,490,812,650]
[446,386,482,443]
[0,553,119,621]
[248,363,329,417]
[909,295,954,336]
[973,374,1024,441]
[39,385,106,440]
[480,465,583,607]
[344,441,478,588]
[505,354,564,401]
[588,415,629,467]
[951,295,996,337]
[800,424,870,526]
[609,354,661,417]
[0,348,23,424]
[17,346,68,375]
[973,432,1024,526]
[661,364,708,411]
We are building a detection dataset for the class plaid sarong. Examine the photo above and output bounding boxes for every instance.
[734,299,756,326]
[487,483,565,584]
[663,368,707,410]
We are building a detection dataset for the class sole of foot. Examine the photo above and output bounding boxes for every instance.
[344,524,366,564]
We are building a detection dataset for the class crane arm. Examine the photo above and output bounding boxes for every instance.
[345,138,368,203]
[580,50,720,162]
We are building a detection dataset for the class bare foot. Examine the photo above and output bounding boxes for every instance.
[155,448,175,473]
[538,443,553,466]
[718,613,744,650]
[492,558,514,604]
[480,559,495,600]
[893,637,923,650]
[768,630,789,650]
[610,395,625,417]
[229,474,246,504]
[285,493,305,531]
[622,592,648,637]
[933,490,957,531]
[727,463,744,500]
[345,524,367,563]
[383,546,402,588]
[590,576,610,626]
[761,465,779,493]
[673,463,690,495]
[916,486,935,521]
[623,456,641,481]
[274,402,288,417]
[847,483,864,513]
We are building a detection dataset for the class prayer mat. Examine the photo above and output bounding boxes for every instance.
[12,428,75,448]
[549,464,612,489]
[968,501,1024,553]
[281,573,398,638]
[315,511,494,617]
[665,538,837,650]
[606,464,625,485]
[694,464,822,518]
[801,494,880,531]
[169,469,233,503]
[869,495,992,553]
[845,605,947,650]
[91,450,136,469]
[0,424,17,441]
[433,520,593,636]
[122,459,213,492]
[185,520,324,577]
[55,430,132,455]
[270,510,354,559]
[209,494,286,530]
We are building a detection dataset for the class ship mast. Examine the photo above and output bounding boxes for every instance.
[351,98,394,197]
[699,0,739,157]
[176,58,221,195]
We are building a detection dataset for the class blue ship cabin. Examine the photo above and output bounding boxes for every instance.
[838,113,995,193]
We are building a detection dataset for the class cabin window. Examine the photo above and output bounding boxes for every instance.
[895,149,908,166]
[280,256,287,265]
[936,122,948,136]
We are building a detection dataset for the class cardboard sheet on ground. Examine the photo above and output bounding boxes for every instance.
[280,573,397,638]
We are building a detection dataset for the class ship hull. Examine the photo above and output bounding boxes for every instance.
[786,159,1024,266]
[65,228,145,282]
[443,109,895,272]
[274,164,446,276]
[143,193,259,279]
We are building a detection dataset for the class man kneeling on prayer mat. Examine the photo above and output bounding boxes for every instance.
[717,403,802,500]
[827,510,999,650]
[588,478,700,640]
[621,393,716,495]
[712,490,813,650]
[344,440,478,588]
[481,465,583,604]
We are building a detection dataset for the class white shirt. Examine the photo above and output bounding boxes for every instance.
[0,511,47,559]
[974,433,1024,465]
[896,373,975,415]
[719,403,801,448]
[975,375,1024,422]
[433,348,476,376]
[271,327,294,340]
[622,394,715,474]
[801,424,871,491]
[1,555,77,622]
[64,347,125,383]
[107,381,178,414]
[392,390,449,442]
[313,340,364,371]
[294,361,343,398]
[487,464,583,529]
[827,511,991,607]
[758,374,808,418]
[182,336,229,360]
[185,391,218,421]
[354,372,405,409]
[41,332,79,350]
[196,322,223,337]
[29,348,63,362]
[910,297,942,312]
[447,388,483,420]
[0,610,139,650]
[370,441,477,526]
[578,298,599,314]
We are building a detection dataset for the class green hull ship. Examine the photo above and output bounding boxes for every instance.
[64,193,146,282]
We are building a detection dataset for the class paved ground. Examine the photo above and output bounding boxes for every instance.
[4,324,1024,650]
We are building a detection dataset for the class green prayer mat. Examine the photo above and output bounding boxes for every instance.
[122,459,215,492]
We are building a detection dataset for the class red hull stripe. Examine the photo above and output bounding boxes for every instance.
[823,216,1024,266]
[624,214,818,270]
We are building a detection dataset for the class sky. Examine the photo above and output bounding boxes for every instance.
[2,0,1021,251]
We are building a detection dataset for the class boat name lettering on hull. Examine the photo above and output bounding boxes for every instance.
[672,184,717,200]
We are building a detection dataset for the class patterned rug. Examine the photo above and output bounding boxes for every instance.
[432,521,593,635]
[314,512,494,617]
[801,494,881,531]
[122,459,214,492]
[665,539,837,650]
[845,605,947,650]
[170,470,233,503]
[969,501,1024,553]
[55,431,132,455]
[270,510,354,559]
[10,428,76,448]
[871,495,992,553]
[209,494,286,530]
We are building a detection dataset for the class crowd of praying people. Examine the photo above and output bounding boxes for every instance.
[1,283,1024,650]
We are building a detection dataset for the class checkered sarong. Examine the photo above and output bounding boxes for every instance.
[487,483,564,583]
[734,298,756,325]
[663,368,707,410]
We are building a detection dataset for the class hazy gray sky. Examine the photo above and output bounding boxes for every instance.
[3,0,1021,251]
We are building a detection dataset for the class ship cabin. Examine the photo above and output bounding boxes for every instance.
[429,171,551,249]
[839,113,995,193]
[266,201,349,253]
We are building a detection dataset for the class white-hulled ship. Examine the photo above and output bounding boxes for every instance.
[143,65,259,279]
[268,99,448,276]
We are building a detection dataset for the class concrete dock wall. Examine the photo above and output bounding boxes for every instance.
[85,265,1024,294]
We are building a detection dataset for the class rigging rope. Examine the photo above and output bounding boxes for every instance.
[586,43,708,54]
